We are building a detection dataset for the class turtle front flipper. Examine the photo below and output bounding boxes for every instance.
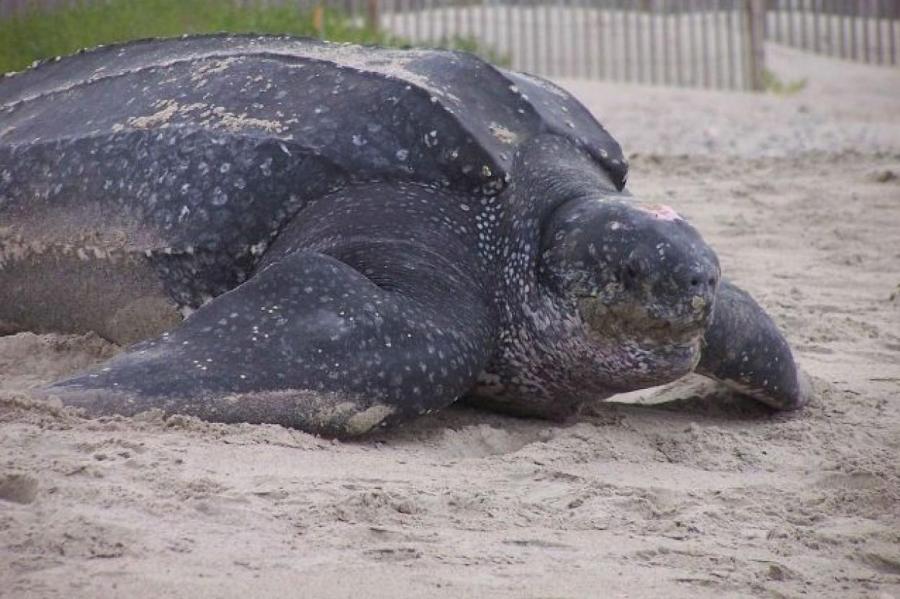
[41,249,495,437]
[696,279,810,410]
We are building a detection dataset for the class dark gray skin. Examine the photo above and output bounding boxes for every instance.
[0,35,809,437]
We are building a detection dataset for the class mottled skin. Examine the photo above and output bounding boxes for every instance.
[0,35,808,436]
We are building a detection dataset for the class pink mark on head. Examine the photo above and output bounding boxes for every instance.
[637,203,683,221]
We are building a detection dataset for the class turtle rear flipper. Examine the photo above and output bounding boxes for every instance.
[42,248,495,437]
[696,279,810,410]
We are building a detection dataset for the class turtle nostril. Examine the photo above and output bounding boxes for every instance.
[626,265,638,279]
[690,277,700,287]
[708,277,717,287]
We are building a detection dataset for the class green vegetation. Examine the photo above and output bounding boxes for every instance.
[0,0,391,73]
[0,0,505,74]
[761,68,807,95]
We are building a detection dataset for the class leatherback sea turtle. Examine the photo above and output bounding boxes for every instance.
[0,34,809,436]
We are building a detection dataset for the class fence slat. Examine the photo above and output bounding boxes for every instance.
[863,0,869,62]
[716,0,726,88]
[673,0,683,86]
[704,0,713,85]
[770,0,779,41]
[598,0,608,80]
[838,0,847,58]
[582,0,590,78]
[692,1,699,86]
[634,2,644,83]
[813,0,821,53]
[891,0,898,65]
[727,0,736,88]
[862,0,870,62]
[876,0,882,64]
[413,0,421,43]
[566,0,576,78]
[531,0,540,74]
[649,0,660,84]
[622,2,632,82]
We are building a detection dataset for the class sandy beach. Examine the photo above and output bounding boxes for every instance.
[1,44,899,598]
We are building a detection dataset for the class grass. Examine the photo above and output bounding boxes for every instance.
[761,68,808,95]
[0,0,506,74]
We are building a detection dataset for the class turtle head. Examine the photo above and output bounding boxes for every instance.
[540,197,720,348]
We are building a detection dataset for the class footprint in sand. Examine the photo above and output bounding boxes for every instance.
[0,472,39,504]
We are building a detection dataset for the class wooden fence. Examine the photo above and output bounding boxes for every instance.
[2,0,899,90]
[766,0,899,65]
[377,0,768,90]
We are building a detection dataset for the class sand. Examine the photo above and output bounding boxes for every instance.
[1,44,899,598]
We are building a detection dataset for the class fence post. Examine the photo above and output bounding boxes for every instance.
[745,0,766,90]
[366,0,380,33]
